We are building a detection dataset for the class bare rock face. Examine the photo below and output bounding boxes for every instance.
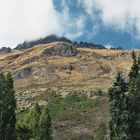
[14,67,32,79]
[43,43,77,57]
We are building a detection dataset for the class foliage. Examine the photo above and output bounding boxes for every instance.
[128,52,140,140]
[108,72,129,140]
[0,72,16,140]
[108,51,140,140]
[17,104,52,140]
[47,92,99,119]
[38,106,52,140]
[17,92,98,139]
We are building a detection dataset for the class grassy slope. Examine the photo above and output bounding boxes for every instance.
[17,92,108,140]
[0,42,139,111]
[1,43,137,139]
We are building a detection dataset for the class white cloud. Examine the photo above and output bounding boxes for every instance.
[64,15,86,39]
[0,0,65,48]
[104,44,115,49]
[2,0,140,48]
[0,0,87,48]
[76,16,85,30]
[79,0,140,40]
[57,1,86,40]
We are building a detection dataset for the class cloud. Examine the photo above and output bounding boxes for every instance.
[104,44,115,49]
[63,15,86,39]
[2,0,140,48]
[79,0,140,40]
[0,0,87,48]
[0,0,64,48]
[56,0,86,40]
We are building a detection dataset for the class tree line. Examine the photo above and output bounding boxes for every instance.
[108,51,140,140]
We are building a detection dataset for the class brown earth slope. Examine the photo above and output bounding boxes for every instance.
[0,42,137,89]
[0,41,139,109]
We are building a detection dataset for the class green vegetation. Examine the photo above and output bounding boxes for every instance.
[128,52,140,140]
[108,51,140,140]
[16,104,52,140]
[108,72,129,140]
[0,72,16,140]
[0,72,53,140]
[48,93,99,119]
[16,93,99,140]
[93,123,107,140]
[2,51,140,140]
[0,71,106,140]
[38,106,52,140]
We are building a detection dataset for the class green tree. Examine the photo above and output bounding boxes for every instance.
[129,51,139,81]
[32,103,41,139]
[0,72,6,139]
[38,106,52,140]
[132,73,140,140]
[17,104,53,140]
[0,72,16,140]
[128,51,140,140]
[17,103,41,140]
[108,72,129,140]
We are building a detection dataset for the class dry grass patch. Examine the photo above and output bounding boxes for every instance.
[117,62,132,70]
[47,56,78,65]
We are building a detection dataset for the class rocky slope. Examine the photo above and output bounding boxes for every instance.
[0,41,139,109]
[1,41,136,140]
[15,35,72,50]
[1,42,135,88]
[15,35,106,50]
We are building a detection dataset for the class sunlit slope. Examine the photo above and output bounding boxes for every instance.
[0,42,138,90]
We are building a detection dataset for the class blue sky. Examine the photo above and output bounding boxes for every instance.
[53,0,140,50]
[0,0,140,49]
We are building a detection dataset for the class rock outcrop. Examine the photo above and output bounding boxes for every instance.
[0,47,12,53]
[43,43,77,57]
[15,35,107,51]
[15,35,72,50]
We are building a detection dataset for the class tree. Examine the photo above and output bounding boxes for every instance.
[128,51,140,140]
[0,72,16,140]
[18,103,41,140]
[0,72,6,139]
[129,51,140,140]
[31,103,41,139]
[38,106,52,140]
[129,51,139,81]
[131,73,140,140]
[108,72,129,140]
[17,104,53,140]
[108,51,140,140]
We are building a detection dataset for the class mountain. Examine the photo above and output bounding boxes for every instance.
[0,41,137,109]
[14,35,107,50]
[0,40,138,139]
[0,41,135,90]
[15,35,72,50]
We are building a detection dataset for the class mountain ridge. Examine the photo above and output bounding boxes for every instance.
[14,35,121,50]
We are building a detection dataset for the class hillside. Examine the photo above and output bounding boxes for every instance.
[0,41,138,110]
[0,42,135,88]
[0,41,139,139]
